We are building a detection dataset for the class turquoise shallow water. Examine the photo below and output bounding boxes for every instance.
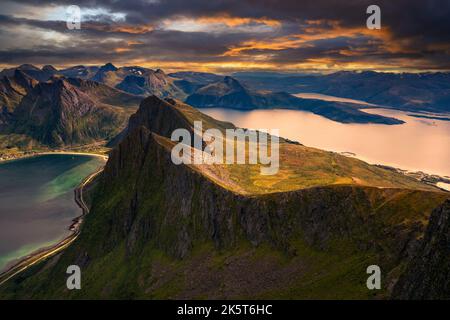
[0,154,105,272]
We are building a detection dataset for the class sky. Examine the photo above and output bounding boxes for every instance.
[0,0,449,73]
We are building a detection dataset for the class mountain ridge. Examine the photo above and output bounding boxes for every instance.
[0,96,447,299]
[9,79,128,147]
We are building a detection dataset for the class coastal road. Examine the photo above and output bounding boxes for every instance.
[0,168,104,287]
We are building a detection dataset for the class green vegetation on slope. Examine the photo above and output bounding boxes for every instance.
[0,96,448,300]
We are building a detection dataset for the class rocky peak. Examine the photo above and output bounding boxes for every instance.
[42,65,58,73]
[100,62,118,72]
[223,76,245,91]
[91,63,119,83]
[147,69,169,86]
[17,64,41,71]
[13,69,38,90]
[127,95,192,138]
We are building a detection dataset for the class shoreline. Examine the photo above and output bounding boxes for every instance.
[0,150,109,163]
[370,164,450,192]
[338,152,450,192]
[0,168,104,286]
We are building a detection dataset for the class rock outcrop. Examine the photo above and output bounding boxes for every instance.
[392,200,450,299]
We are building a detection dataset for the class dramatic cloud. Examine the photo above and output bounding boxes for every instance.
[0,0,449,72]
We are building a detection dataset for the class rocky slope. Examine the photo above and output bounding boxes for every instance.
[9,79,128,147]
[0,69,38,114]
[65,77,142,109]
[0,96,447,299]
[0,64,55,82]
[392,199,450,299]
[0,74,142,150]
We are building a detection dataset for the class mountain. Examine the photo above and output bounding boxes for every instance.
[169,71,224,95]
[116,69,185,99]
[186,76,403,124]
[65,77,142,109]
[0,64,56,82]
[2,64,444,124]
[87,63,186,99]
[186,76,257,109]
[42,65,58,73]
[1,96,447,299]
[169,71,224,85]
[0,69,38,114]
[58,65,100,79]
[8,79,130,147]
[90,62,119,83]
[0,71,142,150]
[234,71,450,113]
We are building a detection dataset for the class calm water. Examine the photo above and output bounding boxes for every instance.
[294,93,378,106]
[201,107,450,178]
[0,154,105,272]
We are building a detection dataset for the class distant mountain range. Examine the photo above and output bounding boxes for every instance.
[0,63,187,101]
[0,71,142,149]
[1,95,448,299]
[232,71,450,113]
[184,75,403,124]
[2,62,450,151]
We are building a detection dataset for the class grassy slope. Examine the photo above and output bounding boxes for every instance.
[165,100,439,194]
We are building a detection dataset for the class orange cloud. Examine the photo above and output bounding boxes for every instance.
[196,15,281,27]
[114,47,131,53]
[114,40,144,53]
[120,58,416,74]
[224,20,392,56]
[84,22,154,34]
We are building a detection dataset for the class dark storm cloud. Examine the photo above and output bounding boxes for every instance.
[12,0,450,41]
[0,0,449,71]
[0,14,67,31]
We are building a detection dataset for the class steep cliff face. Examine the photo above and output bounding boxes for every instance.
[95,127,438,263]
[0,96,447,299]
[127,96,194,137]
[110,95,235,147]
[392,200,450,299]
